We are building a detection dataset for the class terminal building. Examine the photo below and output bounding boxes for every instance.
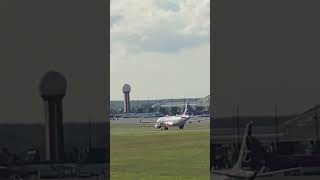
[151,95,210,110]
[110,95,210,115]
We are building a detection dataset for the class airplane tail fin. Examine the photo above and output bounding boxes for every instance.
[233,121,253,169]
[183,100,189,115]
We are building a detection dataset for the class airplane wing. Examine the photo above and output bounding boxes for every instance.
[212,167,301,179]
[256,167,301,177]
[190,114,210,117]
[138,117,157,123]
[212,169,256,179]
[186,116,210,123]
[213,167,302,179]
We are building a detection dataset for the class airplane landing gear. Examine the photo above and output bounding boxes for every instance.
[179,124,185,130]
[161,124,169,130]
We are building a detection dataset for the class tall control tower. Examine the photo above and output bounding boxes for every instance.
[39,71,67,161]
[122,84,131,113]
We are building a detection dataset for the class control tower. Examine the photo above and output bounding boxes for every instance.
[39,71,67,161]
[122,84,131,113]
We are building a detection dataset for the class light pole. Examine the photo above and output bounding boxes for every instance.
[236,105,240,149]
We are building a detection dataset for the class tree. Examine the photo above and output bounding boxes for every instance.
[110,108,117,114]
[187,105,194,111]
[159,107,168,115]
[171,107,179,115]
[137,107,144,113]
[195,106,206,111]
[148,107,155,113]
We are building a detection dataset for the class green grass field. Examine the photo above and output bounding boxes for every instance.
[110,122,210,180]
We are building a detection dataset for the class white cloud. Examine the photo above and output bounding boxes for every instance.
[110,0,210,100]
[111,0,210,57]
[178,0,210,36]
[110,42,129,61]
[111,43,210,100]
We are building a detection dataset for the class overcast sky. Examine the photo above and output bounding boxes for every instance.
[110,0,210,100]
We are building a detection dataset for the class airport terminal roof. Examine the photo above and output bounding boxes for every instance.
[110,95,210,110]
[153,95,210,108]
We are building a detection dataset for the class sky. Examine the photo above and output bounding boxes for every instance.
[110,0,210,100]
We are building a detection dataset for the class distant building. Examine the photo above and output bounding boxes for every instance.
[110,95,210,114]
[152,96,210,110]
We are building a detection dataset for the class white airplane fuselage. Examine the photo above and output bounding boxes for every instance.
[154,115,190,129]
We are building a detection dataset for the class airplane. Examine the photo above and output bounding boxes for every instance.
[139,100,208,130]
[212,122,301,180]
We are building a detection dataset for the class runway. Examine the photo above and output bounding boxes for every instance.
[110,116,210,125]
[110,117,210,133]
[111,129,209,135]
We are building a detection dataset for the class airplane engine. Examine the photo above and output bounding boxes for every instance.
[178,123,185,129]
[167,122,174,126]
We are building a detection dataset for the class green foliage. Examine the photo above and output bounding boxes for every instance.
[159,107,168,115]
[195,106,206,111]
[170,107,180,115]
